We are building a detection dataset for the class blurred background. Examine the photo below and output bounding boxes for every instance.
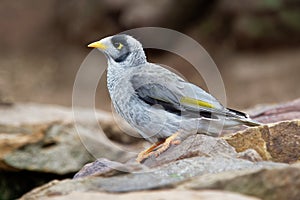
[1,0,300,110]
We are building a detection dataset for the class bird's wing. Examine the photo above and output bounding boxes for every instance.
[130,64,228,119]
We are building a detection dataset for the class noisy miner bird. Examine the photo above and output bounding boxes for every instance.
[88,34,261,162]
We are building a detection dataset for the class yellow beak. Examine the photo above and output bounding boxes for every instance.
[87,41,107,50]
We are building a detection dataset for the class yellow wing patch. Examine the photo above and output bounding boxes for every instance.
[180,97,215,108]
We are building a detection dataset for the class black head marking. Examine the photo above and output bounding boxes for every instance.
[111,34,131,62]
[114,52,130,62]
[111,34,129,50]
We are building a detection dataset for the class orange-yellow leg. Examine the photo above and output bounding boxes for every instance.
[136,132,181,163]
[152,132,181,157]
[136,141,164,163]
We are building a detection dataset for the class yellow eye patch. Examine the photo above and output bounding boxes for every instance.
[117,43,123,50]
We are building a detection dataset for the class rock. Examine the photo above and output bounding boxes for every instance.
[0,103,135,172]
[18,99,300,200]
[41,190,260,200]
[21,156,285,199]
[7,101,300,199]
[250,98,300,124]
[71,120,296,178]
[70,134,251,178]
[225,120,300,163]
[73,158,122,178]
[142,134,237,167]
[2,123,95,174]
[181,164,300,200]
[236,149,263,162]
[0,103,136,199]
[73,158,143,178]
[0,102,139,144]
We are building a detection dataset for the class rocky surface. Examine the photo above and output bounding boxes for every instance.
[1,99,300,199]
[142,134,238,167]
[181,164,300,200]
[250,98,300,124]
[225,120,300,163]
[19,164,300,200]
[21,156,286,199]
[0,103,138,199]
[43,190,260,200]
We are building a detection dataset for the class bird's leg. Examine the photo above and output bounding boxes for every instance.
[136,140,164,163]
[152,132,181,157]
[136,131,183,163]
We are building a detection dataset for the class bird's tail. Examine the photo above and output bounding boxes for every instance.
[227,108,262,127]
[239,118,263,126]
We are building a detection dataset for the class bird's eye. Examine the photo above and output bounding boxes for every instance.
[114,42,123,50]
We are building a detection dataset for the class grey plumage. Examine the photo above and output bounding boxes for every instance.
[88,34,261,143]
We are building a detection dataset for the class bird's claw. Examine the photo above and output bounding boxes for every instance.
[136,132,182,163]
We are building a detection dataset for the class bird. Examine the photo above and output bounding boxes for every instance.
[88,34,262,163]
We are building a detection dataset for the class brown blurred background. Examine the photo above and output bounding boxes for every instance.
[0,0,300,111]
